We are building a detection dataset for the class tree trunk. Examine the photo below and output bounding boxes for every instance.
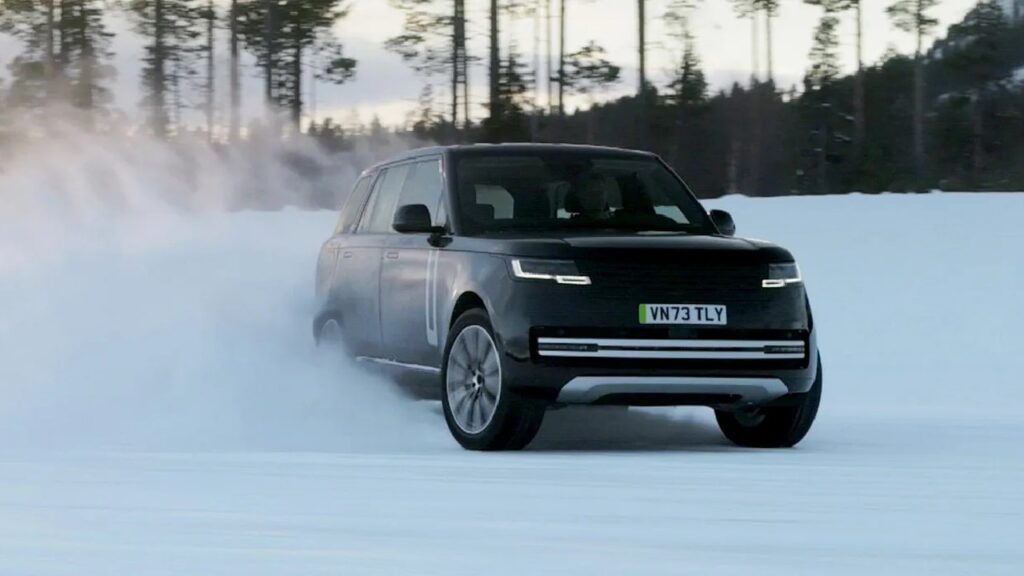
[153,0,167,136]
[452,0,462,131]
[77,3,94,112]
[206,0,215,139]
[531,0,541,141]
[45,0,56,95]
[972,90,984,183]
[913,35,926,191]
[750,12,759,84]
[263,0,275,109]
[764,8,773,84]
[463,48,470,129]
[58,0,70,69]
[546,0,553,115]
[452,3,459,132]
[638,0,646,95]
[292,21,303,129]
[587,102,596,144]
[853,0,865,163]
[489,0,499,122]
[558,0,565,116]
[230,0,241,140]
[818,100,829,195]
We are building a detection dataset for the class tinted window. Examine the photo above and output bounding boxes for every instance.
[397,159,445,225]
[361,164,411,233]
[334,175,373,235]
[454,153,712,235]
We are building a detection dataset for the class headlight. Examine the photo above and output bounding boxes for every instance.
[763,262,802,288]
[511,259,592,286]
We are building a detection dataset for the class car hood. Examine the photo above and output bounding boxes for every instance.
[474,233,794,264]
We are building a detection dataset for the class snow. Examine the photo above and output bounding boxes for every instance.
[2,191,1024,574]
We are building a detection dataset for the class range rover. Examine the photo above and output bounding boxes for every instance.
[315,145,822,451]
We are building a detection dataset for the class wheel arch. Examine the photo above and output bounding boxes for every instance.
[313,309,343,342]
[449,291,488,328]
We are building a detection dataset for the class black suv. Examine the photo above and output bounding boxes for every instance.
[315,145,822,451]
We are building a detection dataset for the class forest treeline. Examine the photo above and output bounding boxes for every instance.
[1,1,1024,197]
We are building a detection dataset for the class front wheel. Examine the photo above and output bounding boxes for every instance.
[715,356,823,448]
[441,309,545,451]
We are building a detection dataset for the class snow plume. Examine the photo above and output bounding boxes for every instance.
[0,113,445,453]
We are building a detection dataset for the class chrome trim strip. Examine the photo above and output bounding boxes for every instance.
[538,338,805,348]
[355,356,442,374]
[540,350,806,359]
[557,376,789,404]
[425,249,440,347]
[536,337,806,359]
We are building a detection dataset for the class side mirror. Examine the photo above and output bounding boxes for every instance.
[709,209,736,237]
[393,204,435,234]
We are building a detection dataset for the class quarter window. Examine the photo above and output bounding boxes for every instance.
[334,175,373,235]
[361,164,412,233]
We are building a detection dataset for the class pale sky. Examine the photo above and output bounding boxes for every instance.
[0,0,993,128]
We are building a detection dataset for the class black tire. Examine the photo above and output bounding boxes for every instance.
[715,356,823,448]
[441,309,545,451]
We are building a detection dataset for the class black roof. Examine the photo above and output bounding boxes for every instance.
[365,143,657,173]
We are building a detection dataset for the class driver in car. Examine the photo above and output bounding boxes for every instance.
[573,174,615,221]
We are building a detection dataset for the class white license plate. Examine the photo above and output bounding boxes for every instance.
[640,304,728,325]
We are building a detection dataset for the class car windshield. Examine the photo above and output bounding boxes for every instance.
[453,152,713,235]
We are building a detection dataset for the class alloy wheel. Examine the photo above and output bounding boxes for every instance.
[446,325,502,434]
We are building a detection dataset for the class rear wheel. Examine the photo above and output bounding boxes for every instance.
[715,356,823,448]
[441,309,545,451]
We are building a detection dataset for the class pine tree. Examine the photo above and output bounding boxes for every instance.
[663,2,709,187]
[730,0,776,84]
[385,0,470,131]
[887,0,939,190]
[481,45,534,142]
[805,0,865,162]
[806,11,840,91]
[238,0,356,128]
[2,0,57,109]
[730,1,758,83]
[562,40,619,142]
[126,0,203,136]
[943,0,1009,180]
[664,0,705,106]
[666,35,706,110]
[3,0,112,115]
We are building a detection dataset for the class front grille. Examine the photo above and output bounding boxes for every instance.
[577,260,766,300]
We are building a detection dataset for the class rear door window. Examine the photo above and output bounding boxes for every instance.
[396,158,445,225]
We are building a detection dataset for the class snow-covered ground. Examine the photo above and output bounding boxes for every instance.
[1,192,1023,575]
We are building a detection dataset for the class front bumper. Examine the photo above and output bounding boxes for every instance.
[488,282,818,407]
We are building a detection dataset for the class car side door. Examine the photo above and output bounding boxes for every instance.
[318,174,374,305]
[379,157,447,368]
[347,162,414,358]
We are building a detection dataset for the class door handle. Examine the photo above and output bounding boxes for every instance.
[342,251,354,259]
[384,251,399,260]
